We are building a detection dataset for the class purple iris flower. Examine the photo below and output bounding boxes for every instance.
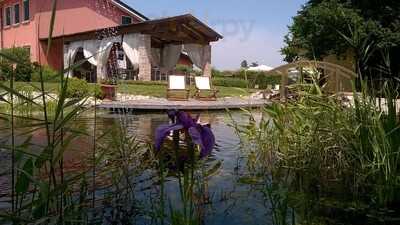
[155,110,215,158]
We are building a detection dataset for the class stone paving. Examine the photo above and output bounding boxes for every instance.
[98,95,269,110]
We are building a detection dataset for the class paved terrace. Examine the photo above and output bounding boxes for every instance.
[98,97,269,111]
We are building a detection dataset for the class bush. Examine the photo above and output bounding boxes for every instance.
[254,74,281,89]
[211,68,225,78]
[175,65,193,73]
[65,78,90,98]
[212,68,235,78]
[31,65,60,82]
[0,47,33,81]
[120,80,167,86]
[212,77,249,88]
[92,84,103,99]
[230,70,281,89]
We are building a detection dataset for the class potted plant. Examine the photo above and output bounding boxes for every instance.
[100,77,117,101]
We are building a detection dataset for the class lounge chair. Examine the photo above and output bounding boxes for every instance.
[263,85,280,100]
[167,75,190,101]
[194,76,219,101]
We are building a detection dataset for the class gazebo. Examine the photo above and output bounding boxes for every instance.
[45,14,223,82]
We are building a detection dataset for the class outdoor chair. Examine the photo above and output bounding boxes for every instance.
[194,76,219,101]
[263,84,280,100]
[167,75,190,101]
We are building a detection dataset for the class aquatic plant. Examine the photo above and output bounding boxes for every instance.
[0,1,104,224]
[232,73,400,224]
[155,110,215,158]
[153,110,220,225]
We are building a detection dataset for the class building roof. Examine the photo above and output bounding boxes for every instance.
[46,14,223,46]
[111,0,149,21]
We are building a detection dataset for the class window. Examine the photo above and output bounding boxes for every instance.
[23,0,29,21]
[5,7,11,26]
[14,4,20,24]
[122,16,132,25]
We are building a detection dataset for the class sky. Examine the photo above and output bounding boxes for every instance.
[126,0,307,70]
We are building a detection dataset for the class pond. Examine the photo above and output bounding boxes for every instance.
[0,110,398,225]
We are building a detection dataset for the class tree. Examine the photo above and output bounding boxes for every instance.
[241,60,248,69]
[0,47,33,81]
[250,62,259,67]
[282,0,400,78]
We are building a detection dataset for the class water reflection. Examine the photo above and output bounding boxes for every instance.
[2,110,390,225]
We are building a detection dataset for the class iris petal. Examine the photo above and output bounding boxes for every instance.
[155,124,184,151]
[188,125,215,158]
[199,125,215,158]
[155,110,215,158]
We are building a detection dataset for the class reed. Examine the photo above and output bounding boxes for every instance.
[231,74,400,224]
[0,0,102,224]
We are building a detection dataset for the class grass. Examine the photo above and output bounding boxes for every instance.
[117,83,255,97]
[11,81,256,98]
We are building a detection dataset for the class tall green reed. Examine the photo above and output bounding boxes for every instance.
[234,75,400,209]
[0,0,105,224]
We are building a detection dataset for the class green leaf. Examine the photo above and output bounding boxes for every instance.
[0,82,40,107]
[205,161,222,178]
[15,158,34,194]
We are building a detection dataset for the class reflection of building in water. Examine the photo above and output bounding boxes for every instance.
[137,116,152,141]
[138,114,169,141]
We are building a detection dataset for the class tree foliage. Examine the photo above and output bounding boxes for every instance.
[0,47,33,81]
[282,0,400,77]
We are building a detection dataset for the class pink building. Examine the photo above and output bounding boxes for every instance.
[0,0,222,81]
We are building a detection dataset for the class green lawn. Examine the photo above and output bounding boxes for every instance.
[8,82,255,98]
[117,83,254,97]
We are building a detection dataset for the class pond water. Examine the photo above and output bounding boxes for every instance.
[0,110,397,225]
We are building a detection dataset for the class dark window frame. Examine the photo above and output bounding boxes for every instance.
[5,6,12,26]
[121,16,132,25]
[23,0,29,21]
[14,3,20,24]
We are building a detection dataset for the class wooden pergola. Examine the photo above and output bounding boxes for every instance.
[50,14,223,46]
[267,60,358,100]
[43,14,222,81]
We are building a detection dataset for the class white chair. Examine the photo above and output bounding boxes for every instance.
[167,75,190,101]
[194,76,219,101]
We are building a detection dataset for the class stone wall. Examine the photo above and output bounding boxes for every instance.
[203,45,212,77]
[138,34,152,81]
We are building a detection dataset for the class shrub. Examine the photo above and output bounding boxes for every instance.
[65,77,90,98]
[235,81,400,207]
[233,69,258,80]
[175,65,193,73]
[211,68,225,78]
[0,47,33,81]
[212,77,249,88]
[120,80,167,86]
[254,74,281,89]
[92,84,103,99]
[31,65,60,82]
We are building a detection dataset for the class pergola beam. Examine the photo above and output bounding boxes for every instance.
[47,14,222,46]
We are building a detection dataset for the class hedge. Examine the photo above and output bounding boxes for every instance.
[212,77,249,88]
[31,65,60,82]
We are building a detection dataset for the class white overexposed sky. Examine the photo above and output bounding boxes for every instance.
[126,0,307,70]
